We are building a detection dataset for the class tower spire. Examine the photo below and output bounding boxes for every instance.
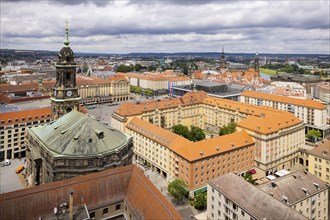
[64,21,70,47]
[222,46,224,54]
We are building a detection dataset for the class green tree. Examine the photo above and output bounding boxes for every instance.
[189,126,206,142]
[243,172,255,184]
[194,191,207,210]
[116,64,133,73]
[306,129,322,142]
[144,89,153,96]
[168,179,188,201]
[134,63,143,71]
[219,122,236,136]
[172,124,190,139]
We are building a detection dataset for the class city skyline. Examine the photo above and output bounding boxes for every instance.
[1,0,330,54]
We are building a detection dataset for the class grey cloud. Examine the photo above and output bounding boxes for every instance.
[1,0,329,54]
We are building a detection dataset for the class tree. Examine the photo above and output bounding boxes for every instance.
[172,124,190,139]
[243,172,255,184]
[189,126,205,142]
[168,179,187,201]
[144,89,153,96]
[194,191,207,210]
[116,64,133,73]
[219,122,236,136]
[134,63,143,71]
[306,129,322,142]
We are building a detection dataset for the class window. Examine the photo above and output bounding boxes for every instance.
[103,208,108,215]
[116,204,121,210]
[241,210,245,216]
[90,212,95,219]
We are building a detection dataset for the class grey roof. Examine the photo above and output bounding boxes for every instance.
[257,170,329,205]
[208,173,308,220]
[29,110,131,157]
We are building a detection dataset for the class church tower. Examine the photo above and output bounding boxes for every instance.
[254,50,260,74]
[51,22,80,120]
[219,46,228,74]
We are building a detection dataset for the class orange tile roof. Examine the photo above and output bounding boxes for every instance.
[114,91,207,116]
[175,131,254,161]
[242,90,326,110]
[127,117,254,162]
[237,111,302,134]
[126,117,189,152]
[0,107,52,125]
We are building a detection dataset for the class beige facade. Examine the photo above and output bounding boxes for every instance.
[126,117,255,194]
[308,140,330,184]
[240,90,330,137]
[78,75,130,104]
[116,71,191,93]
[112,91,305,175]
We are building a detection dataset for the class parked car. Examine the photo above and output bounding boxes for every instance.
[15,165,24,174]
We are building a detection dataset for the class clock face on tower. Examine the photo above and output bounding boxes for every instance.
[67,90,72,97]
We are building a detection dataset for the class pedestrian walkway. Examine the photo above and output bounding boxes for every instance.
[142,168,205,219]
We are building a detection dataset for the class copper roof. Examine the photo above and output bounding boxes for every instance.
[0,165,182,220]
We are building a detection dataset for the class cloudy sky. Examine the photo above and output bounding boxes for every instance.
[1,0,329,54]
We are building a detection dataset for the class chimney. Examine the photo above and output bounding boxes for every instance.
[69,188,74,220]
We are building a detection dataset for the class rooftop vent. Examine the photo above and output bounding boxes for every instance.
[95,129,104,139]
[293,174,296,179]
[73,133,80,140]
[313,182,320,190]
[200,152,204,156]
[301,188,308,195]
[244,139,248,143]
[231,143,235,147]
[61,129,68,135]
[271,181,277,188]
[282,195,288,204]
[304,169,308,175]
[88,138,93,143]
[270,192,273,196]
[216,147,220,151]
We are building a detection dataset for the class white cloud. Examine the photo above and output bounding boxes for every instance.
[1,0,329,53]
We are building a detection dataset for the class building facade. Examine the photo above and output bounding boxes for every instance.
[77,75,130,104]
[0,107,51,161]
[207,173,307,220]
[112,91,305,175]
[308,140,330,184]
[240,90,329,138]
[126,117,255,194]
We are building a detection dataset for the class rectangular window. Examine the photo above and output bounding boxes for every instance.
[103,208,108,215]
[116,204,121,210]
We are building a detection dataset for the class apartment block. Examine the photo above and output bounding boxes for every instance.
[116,71,191,95]
[126,117,255,195]
[240,90,329,138]
[236,111,305,175]
[113,91,305,175]
[207,173,307,220]
[308,140,330,184]
[0,106,51,161]
[258,170,329,220]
